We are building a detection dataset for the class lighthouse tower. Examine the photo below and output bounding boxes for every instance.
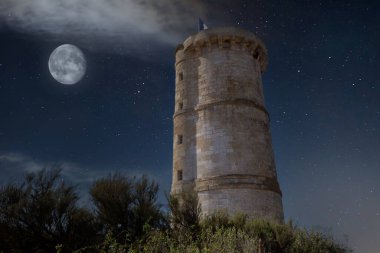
[171,27,283,222]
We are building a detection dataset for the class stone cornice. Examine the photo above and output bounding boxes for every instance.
[173,98,270,121]
[196,174,282,196]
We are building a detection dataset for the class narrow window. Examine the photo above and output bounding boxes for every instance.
[177,134,183,145]
[177,170,183,181]
[253,51,259,59]
[179,72,184,81]
[178,102,183,110]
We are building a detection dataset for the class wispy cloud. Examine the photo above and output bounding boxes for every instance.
[0,151,95,183]
[0,0,206,55]
[0,151,171,205]
[0,152,47,176]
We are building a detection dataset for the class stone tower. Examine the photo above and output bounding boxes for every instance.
[171,27,283,222]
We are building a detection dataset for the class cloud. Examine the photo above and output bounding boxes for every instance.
[0,151,143,185]
[0,152,86,182]
[0,0,207,56]
[0,152,48,176]
[0,151,171,206]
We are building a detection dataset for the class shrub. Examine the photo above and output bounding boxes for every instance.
[0,169,351,253]
[141,213,351,253]
[90,174,165,245]
[0,168,99,252]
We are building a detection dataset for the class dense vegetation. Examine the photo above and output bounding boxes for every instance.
[0,169,351,253]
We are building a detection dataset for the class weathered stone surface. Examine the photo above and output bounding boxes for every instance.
[171,27,284,222]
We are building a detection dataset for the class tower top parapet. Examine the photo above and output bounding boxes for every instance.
[175,27,268,72]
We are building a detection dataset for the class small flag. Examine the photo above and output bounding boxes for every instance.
[198,18,208,31]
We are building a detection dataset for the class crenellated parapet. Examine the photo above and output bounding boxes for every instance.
[175,27,268,73]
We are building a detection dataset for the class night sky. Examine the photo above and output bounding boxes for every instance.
[0,1,379,252]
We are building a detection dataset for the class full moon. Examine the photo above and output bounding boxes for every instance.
[48,44,86,85]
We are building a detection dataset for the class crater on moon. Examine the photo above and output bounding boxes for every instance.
[48,44,87,85]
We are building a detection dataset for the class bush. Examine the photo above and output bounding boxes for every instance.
[0,169,351,253]
[168,191,201,236]
[90,173,165,246]
[0,168,99,252]
[141,212,351,253]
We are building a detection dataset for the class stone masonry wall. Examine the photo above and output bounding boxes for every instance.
[171,27,284,222]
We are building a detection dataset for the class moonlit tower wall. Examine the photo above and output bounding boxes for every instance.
[171,27,284,222]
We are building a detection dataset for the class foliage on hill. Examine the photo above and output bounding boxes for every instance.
[140,213,352,253]
[0,169,351,253]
